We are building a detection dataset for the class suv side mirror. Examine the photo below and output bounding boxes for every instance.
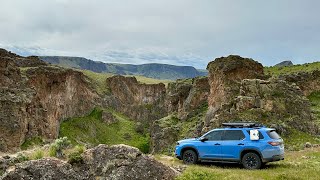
[199,137,208,142]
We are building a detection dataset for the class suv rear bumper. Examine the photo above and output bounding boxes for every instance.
[263,154,284,163]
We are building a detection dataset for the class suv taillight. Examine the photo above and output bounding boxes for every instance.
[268,141,281,146]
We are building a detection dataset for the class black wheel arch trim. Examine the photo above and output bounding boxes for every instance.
[240,148,263,160]
[181,147,200,157]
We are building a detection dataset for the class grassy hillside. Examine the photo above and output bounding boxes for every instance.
[265,61,320,76]
[59,108,150,153]
[157,147,320,180]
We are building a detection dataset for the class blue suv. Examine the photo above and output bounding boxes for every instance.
[175,122,284,169]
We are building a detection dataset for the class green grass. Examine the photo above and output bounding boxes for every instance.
[156,148,320,180]
[283,129,320,151]
[59,108,150,153]
[265,62,320,76]
[127,75,173,86]
[21,136,44,150]
[79,70,114,95]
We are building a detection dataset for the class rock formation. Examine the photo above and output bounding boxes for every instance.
[280,70,320,96]
[1,144,177,180]
[206,55,265,111]
[0,49,99,152]
[203,55,318,134]
[166,77,209,120]
[105,75,167,124]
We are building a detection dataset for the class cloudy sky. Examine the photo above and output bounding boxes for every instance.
[0,0,319,69]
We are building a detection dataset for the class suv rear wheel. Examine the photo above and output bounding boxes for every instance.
[182,150,198,164]
[242,152,262,169]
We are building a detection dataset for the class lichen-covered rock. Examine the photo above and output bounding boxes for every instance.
[75,144,177,180]
[1,145,178,180]
[280,70,320,96]
[1,158,83,180]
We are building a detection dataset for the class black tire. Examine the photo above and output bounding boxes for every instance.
[182,150,198,164]
[242,152,262,169]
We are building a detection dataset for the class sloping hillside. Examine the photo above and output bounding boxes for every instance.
[40,56,208,80]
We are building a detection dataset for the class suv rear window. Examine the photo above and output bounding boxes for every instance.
[267,130,281,139]
[223,130,245,140]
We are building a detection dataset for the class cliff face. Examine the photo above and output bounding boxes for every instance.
[166,77,209,119]
[0,50,99,152]
[105,75,167,124]
[25,66,100,139]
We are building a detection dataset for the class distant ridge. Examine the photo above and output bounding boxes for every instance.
[275,60,293,67]
[40,56,208,80]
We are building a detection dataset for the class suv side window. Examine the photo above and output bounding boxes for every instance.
[223,130,245,140]
[204,130,223,141]
[246,130,264,139]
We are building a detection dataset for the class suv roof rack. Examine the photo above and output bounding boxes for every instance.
[222,122,264,128]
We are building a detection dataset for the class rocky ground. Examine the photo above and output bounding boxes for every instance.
[1,144,178,180]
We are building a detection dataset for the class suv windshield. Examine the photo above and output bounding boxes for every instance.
[267,130,281,139]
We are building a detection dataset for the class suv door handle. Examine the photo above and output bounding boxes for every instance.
[238,143,244,146]
[214,143,221,146]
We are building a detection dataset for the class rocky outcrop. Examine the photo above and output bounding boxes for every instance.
[0,49,99,152]
[1,145,177,180]
[203,55,318,134]
[206,55,265,111]
[0,48,47,67]
[280,70,320,96]
[105,75,167,124]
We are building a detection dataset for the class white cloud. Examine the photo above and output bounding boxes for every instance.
[1,0,320,68]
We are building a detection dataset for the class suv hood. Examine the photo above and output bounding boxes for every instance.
[178,138,198,144]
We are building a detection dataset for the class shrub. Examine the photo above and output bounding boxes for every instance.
[67,145,86,164]
[49,137,71,158]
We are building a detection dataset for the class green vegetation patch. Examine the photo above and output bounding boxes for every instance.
[80,70,113,95]
[308,91,320,125]
[21,136,44,150]
[283,129,320,151]
[59,108,150,153]
[265,62,320,76]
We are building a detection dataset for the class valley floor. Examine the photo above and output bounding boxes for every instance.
[156,147,320,180]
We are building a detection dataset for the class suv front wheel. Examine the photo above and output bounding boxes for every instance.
[182,150,198,164]
[242,152,262,169]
